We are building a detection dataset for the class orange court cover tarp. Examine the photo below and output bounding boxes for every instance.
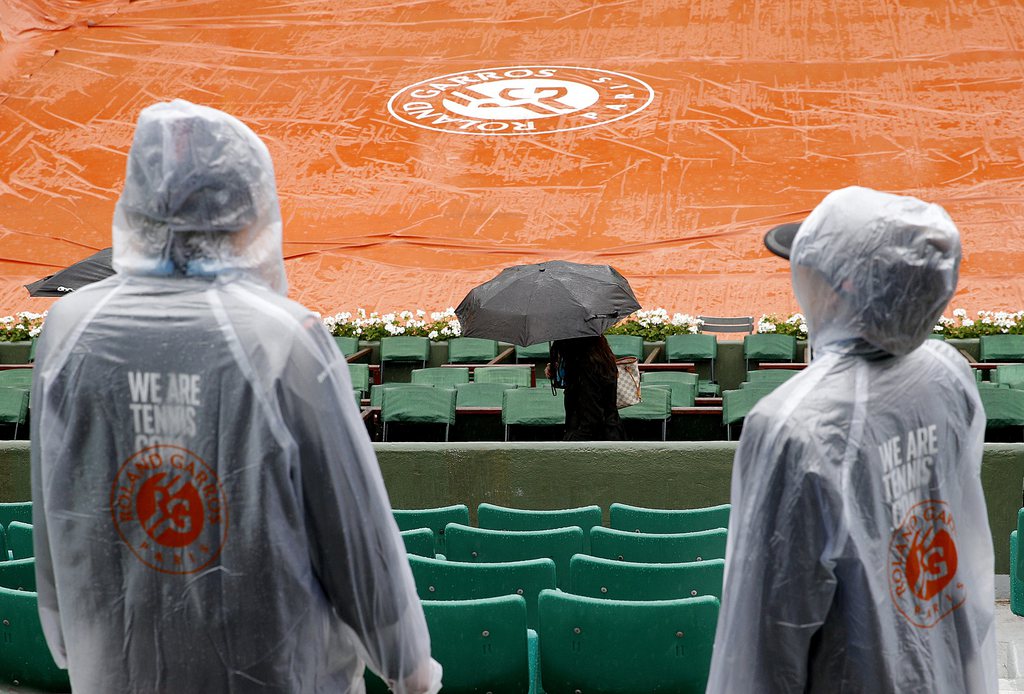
[2,0,1023,317]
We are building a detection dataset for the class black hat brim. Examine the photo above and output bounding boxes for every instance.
[764,222,802,260]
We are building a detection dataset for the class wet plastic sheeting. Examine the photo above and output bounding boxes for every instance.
[3,0,1024,315]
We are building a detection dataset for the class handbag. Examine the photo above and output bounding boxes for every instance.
[615,356,641,409]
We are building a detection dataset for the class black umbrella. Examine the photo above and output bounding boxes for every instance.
[24,247,115,297]
[455,260,641,346]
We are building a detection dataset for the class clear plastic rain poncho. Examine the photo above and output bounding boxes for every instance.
[707,187,996,693]
[30,100,441,694]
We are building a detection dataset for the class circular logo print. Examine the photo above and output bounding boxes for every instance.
[387,65,654,135]
[111,445,229,574]
[888,500,965,628]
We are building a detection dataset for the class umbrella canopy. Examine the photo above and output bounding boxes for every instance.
[455,260,641,346]
[24,248,115,297]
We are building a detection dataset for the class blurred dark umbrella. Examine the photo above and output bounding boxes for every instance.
[24,248,115,297]
[455,260,641,346]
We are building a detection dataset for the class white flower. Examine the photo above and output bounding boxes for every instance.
[416,310,426,318]
[757,322,776,333]
[428,330,439,339]
[28,327,41,337]
[952,308,967,318]
[799,324,808,334]
[962,319,975,327]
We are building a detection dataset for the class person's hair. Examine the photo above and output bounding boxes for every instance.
[551,336,618,379]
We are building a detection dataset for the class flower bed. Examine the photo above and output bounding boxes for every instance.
[0,312,45,342]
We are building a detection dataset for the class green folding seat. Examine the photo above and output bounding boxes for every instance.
[0,586,71,691]
[400,528,435,558]
[380,384,456,441]
[743,334,797,369]
[1012,508,1024,617]
[980,334,1024,362]
[454,382,515,408]
[333,336,360,358]
[7,522,32,560]
[0,558,36,592]
[475,366,533,387]
[0,369,34,390]
[665,333,718,387]
[347,363,370,397]
[0,526,6,560]
[605,334,643,361]
[569,555,725,601]
[0,502,31,529]
[538,590,718,694]
[0,387,29,439]
[744,368,800,385]
[444,524,584,588]
[410,367,469,386]
[994,364,1024,388]
[722,387,774,440]
[640,372,697,407]
[407,555,556,629]
[28,338,38,363]
[501,388,565,440]
[447,337,500,364]
[589,527,727,563]
[477,503,602,551]
[979,386,1024,434]
[422,596,532,694]
[379,336,430,381]
[610,502,730,534]
[369,383,405,408]
[393,504,469,554]
[618,385,672,440]
[515,342,550,362]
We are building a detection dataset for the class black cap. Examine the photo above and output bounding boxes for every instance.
[764,221,802,260]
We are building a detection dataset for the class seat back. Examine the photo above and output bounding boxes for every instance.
[589,527,727,563]
[0,502,32,529]
[994,364,1024,388]
[477,503,601,551]
[0,387,29,427]
[569,555,724,601]
[538,590,718,694]
[981,334,1024,362]
[0,369,34,390]
[380,336,430,363]
[0,558,35,592]
[400,528,436,557]
[979,387,1024,428]
[6,521,32,560]
[393,504,470,554]
[745,368,800,385]
[501,388,566,427]
[347,363,370,395]
[610,503,730,534]
[696,316,753,334]
[455,382,515,407]
[721,387,774,433]
[447,337,499,364]
[639,373,697,407]
[444,524,584,588]
[475,366,532,386]
[408,555,556,629]
[0,586,71,691]
[743,334,797,362]
[515,342,550,361]
[411,367,470,386]
[423,596,530,694]
[618,386,672,439]
[605,335,643,361]
[333,336,360,357]
[664,334,717,361]
[380,385,456,425]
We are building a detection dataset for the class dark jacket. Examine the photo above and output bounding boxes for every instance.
[562,363,626,441]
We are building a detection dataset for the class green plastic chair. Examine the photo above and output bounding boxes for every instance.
[605,335,643,361]
[665,334,718,383]
[538,591,718,694]
[422,596,532,694]
[447,337,500,364]
[333,336,360,358]
[0,501,26,530]
[1012,508,1024,616]
[0,558,36,592]
[0,369,33,390]
[721,387,775,440]
[569,555,725,601]
[0,526,7,560]
[411,367,470,386]
[589,527,728,563]
[369,383,407,408]
[408,554,556,629]
[0,586,71,691]
[618,385,672,440]
[455,382,516,407]
[347,363,370,396]
[7,522,32,560]
[640,372,697,408]
[380,385,457,441]
[379,336,430,381]
[393,504,470,554]
[475,366,533,387]
[980,334,1024,362]
[502,388,565,440]
[28,338,38,363]
[0,387,29,438]
[994,364,1024,388]
[979,387,1024,435]
[745,368,800,385]
[515,343,550,362]
[477,504,602,551]
[743,334,797,369]
[444,524,584,589]
[400,528,435,558]
[610,503,731,534]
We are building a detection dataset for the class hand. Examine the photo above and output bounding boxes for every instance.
[396,659,442,694]
[544,363,552,379]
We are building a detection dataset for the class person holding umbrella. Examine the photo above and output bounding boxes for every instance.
[548,336,626,440]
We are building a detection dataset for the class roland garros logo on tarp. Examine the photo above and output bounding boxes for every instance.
[387,66,654,135]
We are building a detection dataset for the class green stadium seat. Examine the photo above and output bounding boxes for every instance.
[0,558,35,592]
[411,367,470,386]
[605,335,643,361]
[380,384,457,441]
[980,334,1024,362]
[447,337,500,364]
[515,343,550,362]
[0,387,29,439]
[1012,508,1024,617]
[6,522,32,560]
[379,336,430,381]
[393,504,470,555]
[28,338,38,364]
[665,333,718,384]
[589,527,727,563]
[609,503,730,534]
[347,363,370,396]
[618,385,672,440]
[743,334,797,369]
[333,336,360,358]
[568,555,724,601]
[640,372,698,407]
[744,368,800,385]
[454,382,516,407]
[993,364,1024,388]
[538,590,718,694]
[502,388,565,440]
[407,555,556,629]
[0,502,32,529]
[978,386,1024,437]
[477,503,602,551]
[0,369,33,390]
[0,526,6,561]
[0,586,71,691]
[721,387,775,440]
[475,366,533,387]
[400,528,436,558]
[444,524,584,589]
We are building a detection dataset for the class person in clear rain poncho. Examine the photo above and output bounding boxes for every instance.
[706,187,996,693]
[30,100,441,694]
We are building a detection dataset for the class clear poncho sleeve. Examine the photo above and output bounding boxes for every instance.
[276,319,440,694]
[706,410,840,693]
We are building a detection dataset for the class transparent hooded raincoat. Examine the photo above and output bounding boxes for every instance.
[30,100,441,694]
[707,187,996,693]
